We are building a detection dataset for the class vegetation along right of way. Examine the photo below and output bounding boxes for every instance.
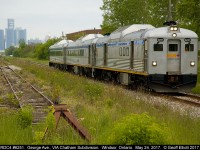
[1,0,200,145]
[0,57,199,145]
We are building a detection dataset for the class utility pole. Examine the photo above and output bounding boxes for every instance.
[168,0,172,21]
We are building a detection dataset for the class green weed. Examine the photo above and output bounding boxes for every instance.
[107,113,168,145]
[17,105,33,128]
[0,109,33,144]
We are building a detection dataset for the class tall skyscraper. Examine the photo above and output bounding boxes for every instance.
[5,19,15,48]
[4,19,27,48]
[14,28,27,46]
[0,30,5,50]
[8,19,14,29]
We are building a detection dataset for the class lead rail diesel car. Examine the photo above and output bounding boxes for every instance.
[49,23,198,92]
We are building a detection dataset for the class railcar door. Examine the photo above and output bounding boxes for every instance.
[130,41,134,69]
[104,44,108,66]
[167,40,181,74]
[63,47,66,64]
[92,44,96,66]
[89,45,91,65]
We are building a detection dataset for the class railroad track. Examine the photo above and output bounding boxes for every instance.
[170,93,200,107]
[0,65,54,124]
[7,59,200,108]
[153,92,200,107]
[0,65,13,106]
[26,60,49,67]
[0,59,91,141]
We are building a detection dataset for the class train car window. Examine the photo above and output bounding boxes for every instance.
[169,44,178,51]
[123,47,126,56]
[51,51,56,56]
[154,44,163,51]
[119,47,122,56]
[185,44,194,51]
[126,47,129,56]
[80,50,84,56]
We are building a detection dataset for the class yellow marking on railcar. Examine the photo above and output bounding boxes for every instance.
[167,53,179,58]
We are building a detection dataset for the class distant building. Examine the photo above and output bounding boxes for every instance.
[14,27,27,46]
[28,38,42,45]
[66,29,103,41]
[5,19,27,48]
[5,19,15,48]
[8,19,14,29]
[0,30,5,50]
[5,28,14,48]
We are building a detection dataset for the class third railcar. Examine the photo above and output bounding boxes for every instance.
[49,23,198,92]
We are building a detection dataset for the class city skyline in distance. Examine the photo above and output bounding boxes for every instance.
[1,19,27,49]
[0,0,103,40]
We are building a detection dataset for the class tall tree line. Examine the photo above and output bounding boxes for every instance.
[100,0,200,37]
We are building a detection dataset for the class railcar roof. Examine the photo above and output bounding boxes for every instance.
[95,36,110,44]
[78,34,104,42]
[142,27,198,38]
[110,24,155,40]
[49,39,73,49]
[123,29,147,41]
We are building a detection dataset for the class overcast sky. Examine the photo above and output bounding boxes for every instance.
[0,0,103,40]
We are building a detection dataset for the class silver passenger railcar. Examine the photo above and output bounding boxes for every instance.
[142,25,198,92]
[49,23,198,92]
[49,39,73,69]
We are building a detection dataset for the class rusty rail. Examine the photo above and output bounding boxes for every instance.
[43,104,91,142]
[0,66,22,107]
[8,66,54,106]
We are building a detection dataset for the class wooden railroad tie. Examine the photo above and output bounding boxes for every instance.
[43,104,91,142]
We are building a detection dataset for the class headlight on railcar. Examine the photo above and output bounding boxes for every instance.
[152,61,157,66]
[172,33,177,37]
[170,26,178,31]
[190,61,195,67]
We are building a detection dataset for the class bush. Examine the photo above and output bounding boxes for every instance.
[17,105,33,128]
[108,113,168,145]
[84,83,103,102]
[50,86,61,104]
[45,108,56,130]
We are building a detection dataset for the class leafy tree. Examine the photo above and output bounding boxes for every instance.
[5,46,16,56]
[10,38,60,60]
[176,0,200,37]
[100,0,148,33]
[100,0,180,33]
[12,40,27,57]
[35,38,60,60]
[18,39,26,50]
[147,0,179,27]
[12,49,22,57]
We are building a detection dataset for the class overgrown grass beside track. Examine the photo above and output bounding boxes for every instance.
[0,57,200,144]
[0,108,33,144]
